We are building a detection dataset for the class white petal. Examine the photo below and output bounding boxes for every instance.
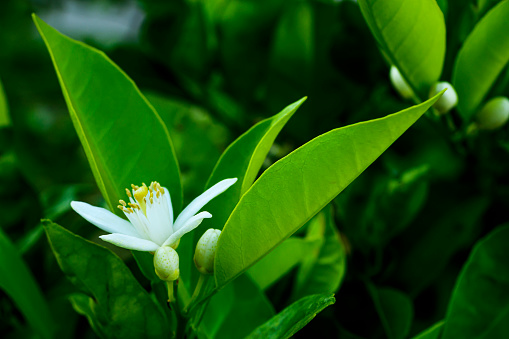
[71,201,139,237]
[99,233,160,252]
[163,211,212,247]
[163,187,174,226]
[173,178,237,231]
[145,197,172,245]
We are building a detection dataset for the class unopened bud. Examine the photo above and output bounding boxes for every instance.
[389,66,413,100]
[154,246,179,281]
[475,97,509,130]
[194,229,221,275]
[429,82,457,114]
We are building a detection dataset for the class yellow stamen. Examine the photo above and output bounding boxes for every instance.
[119,200,127,207]
[125,188,132,198]
[134,185,148,215]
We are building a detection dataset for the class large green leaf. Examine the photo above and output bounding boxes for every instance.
[43,220,169,338]
[245,294,335,339]
[0,228,54,339]
[442,225,509,339]
[293,206,346,300]
[412,321,444,339]
[214,92,444,289]
[33,15,182,213]
[358,0,446,98]
[369,285,413,339]
[0,77,9,127]
[452,0,509,120]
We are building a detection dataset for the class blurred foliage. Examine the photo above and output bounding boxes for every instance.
[1,0,509,338]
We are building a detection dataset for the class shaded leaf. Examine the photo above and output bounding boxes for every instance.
[0,77,9,127]
[43,220,169,338]
[369,285,413,339]
[201,274,275,339]
[412,321,444,339]
[442,225,509,339]
[245,294,335,339]
[0,227,54,339]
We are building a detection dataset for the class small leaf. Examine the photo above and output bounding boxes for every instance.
[368,285,413,339]
[293,206,346,300]
[201,274,275,339]
[248,237,315,290]
[358,0,446,98]
[442,225,509,339]
[43,220,169,338]
[245,294,335,339]
[0,228,54,339]
[411,321,444,339]
[453,0,509,120]
[0,77,9,127]
[215,92,444,289]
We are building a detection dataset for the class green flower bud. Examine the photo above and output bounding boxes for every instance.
[389,66,413,100]
[429,82,458,114]
[154,246,179,281]
[194,229,221,275]
[475,97,509,130]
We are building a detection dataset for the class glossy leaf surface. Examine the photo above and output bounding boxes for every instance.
[452,0,509,120]
[358,0,446,98]
[215,92,444,289]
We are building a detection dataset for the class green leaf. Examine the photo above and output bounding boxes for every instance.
[442,225,509,339]
[0,77,9,127]
[201,274,275,339]
[215,92,444,289]
[32,14,182,213]
[0,228,54,339]
[411,321,444,339]
[293,206,346,300]
[452,0,509,120]
[358,0,446,98]
[245,294,335,339]
[368,285,413,339]
[248,237,314,290]
[43,220,169,338]
[205,97,306,228]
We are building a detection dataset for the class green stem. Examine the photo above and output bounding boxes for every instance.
[184,274,206,314]
[167,281,175,304]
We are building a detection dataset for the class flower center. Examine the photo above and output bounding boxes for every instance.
[117,181,165,216]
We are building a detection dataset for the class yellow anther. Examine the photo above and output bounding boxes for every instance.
[119,200,127,207]
[128,208,134,213]
[134,185,148,215]
[128,202,140,210]
[125,188,132,198]
[117,205,123,210]
[156,190,161,198]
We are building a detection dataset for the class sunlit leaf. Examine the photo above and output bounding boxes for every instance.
[215,92,444,289]
[452,0,509,120]
[358,0,446,98]
[33,14,182,213]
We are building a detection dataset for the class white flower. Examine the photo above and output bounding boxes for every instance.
[71,178,237,252]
